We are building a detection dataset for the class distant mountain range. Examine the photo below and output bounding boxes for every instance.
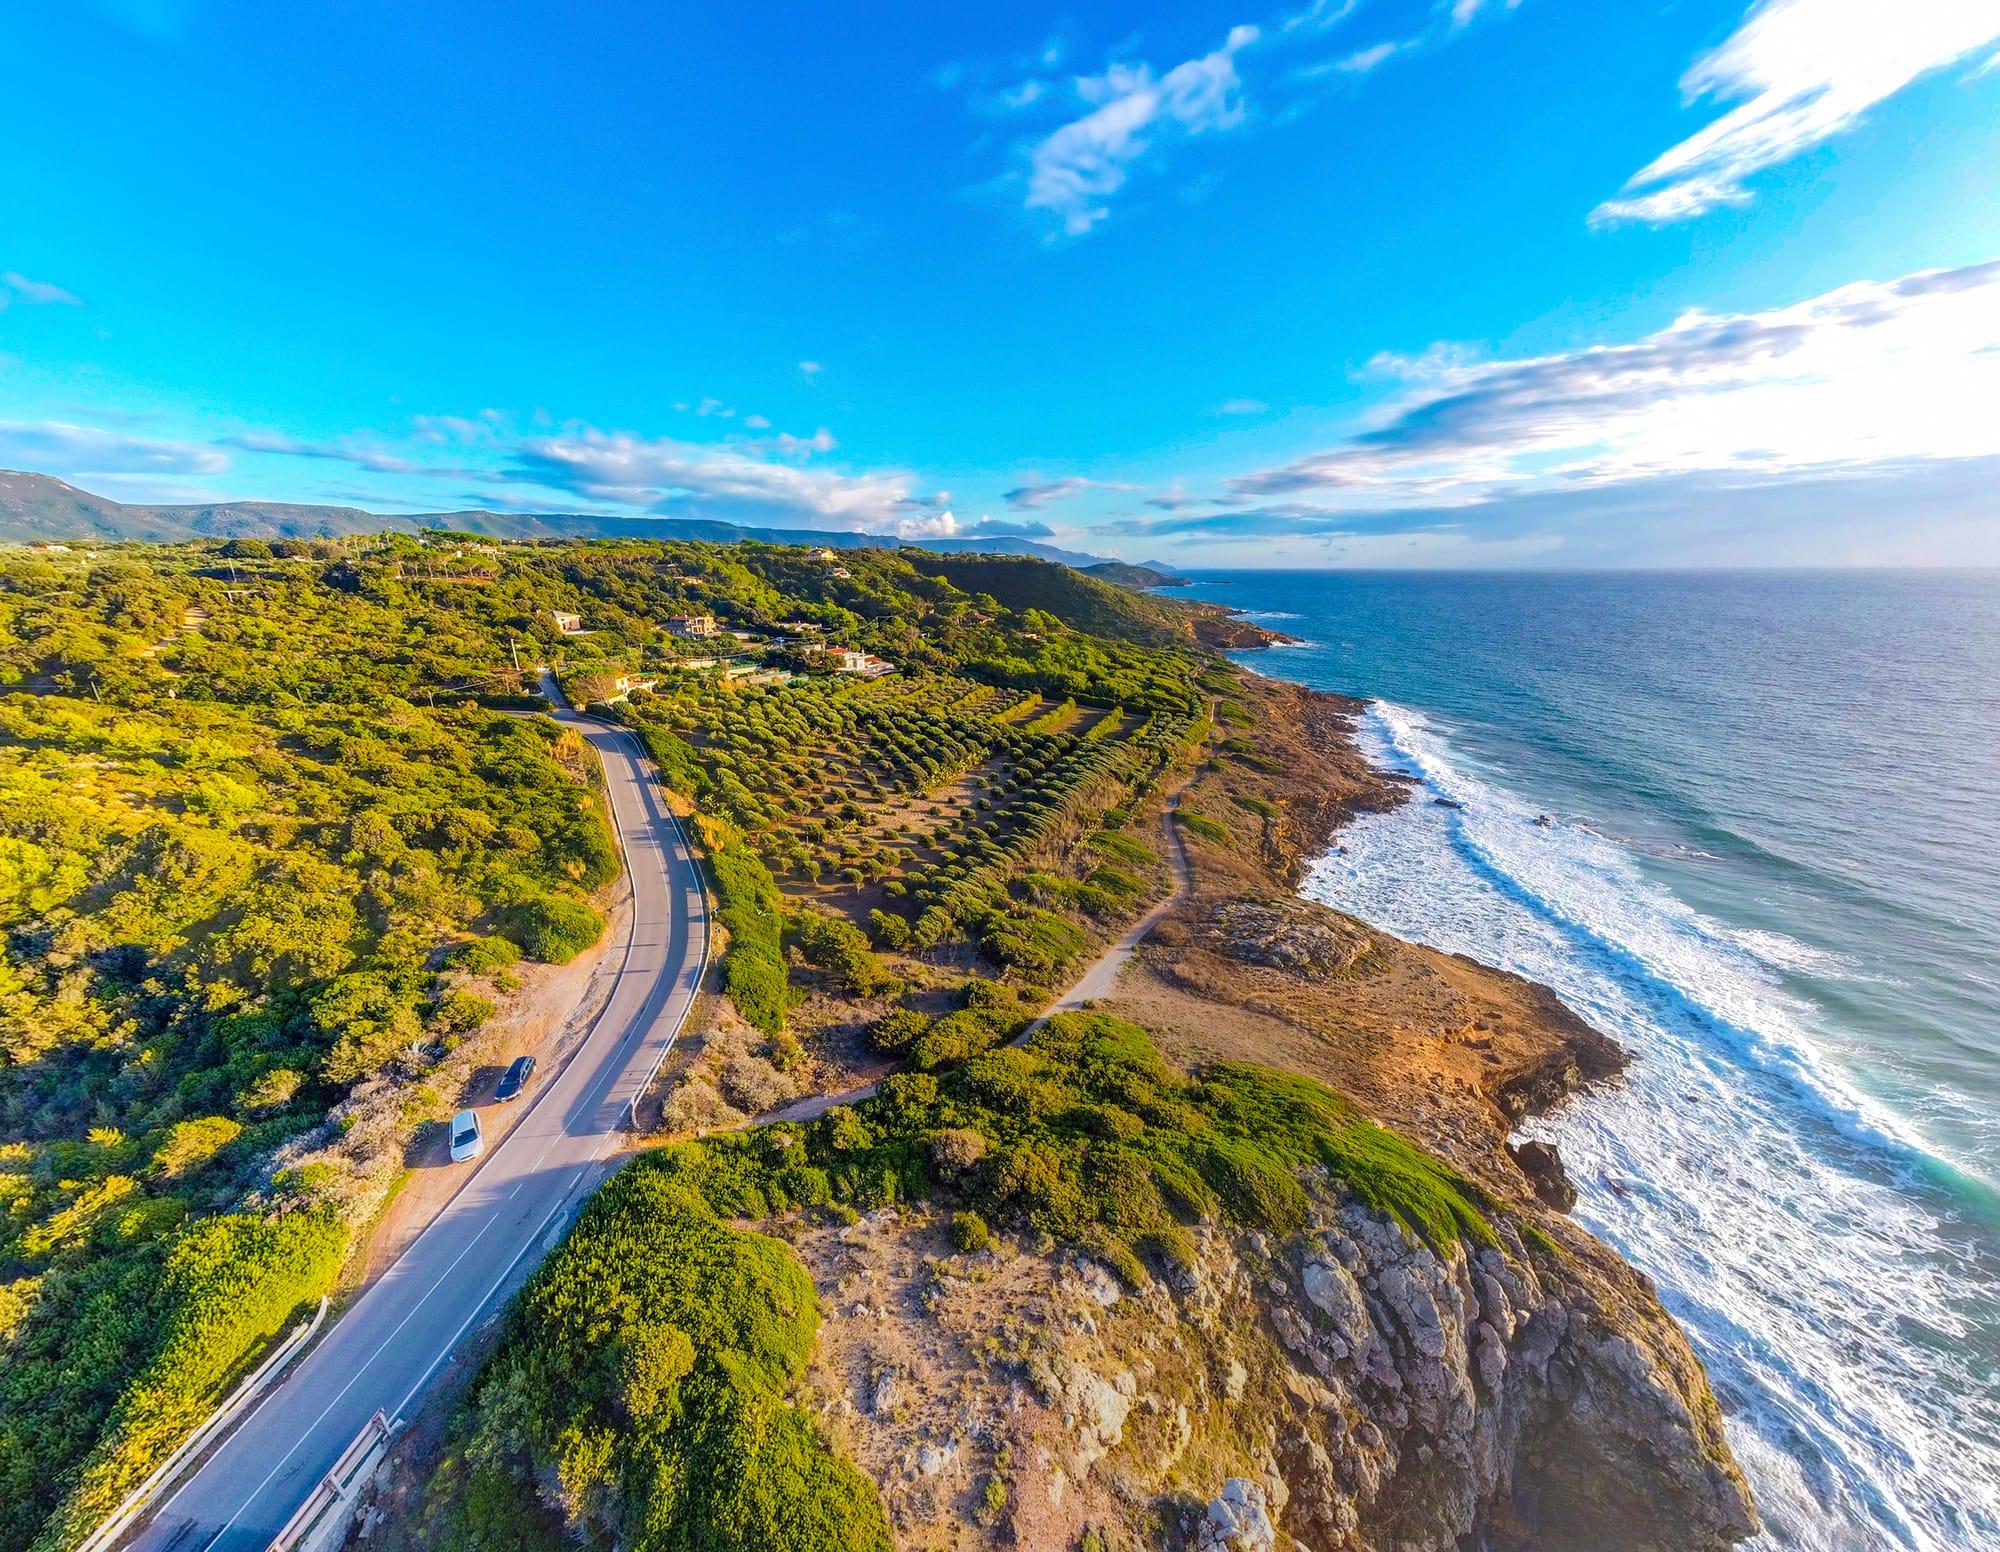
[0,470,1176,574]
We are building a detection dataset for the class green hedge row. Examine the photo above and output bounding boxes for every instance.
[709,839,795,1036]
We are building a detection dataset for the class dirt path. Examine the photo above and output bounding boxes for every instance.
[761,793,1194,1125]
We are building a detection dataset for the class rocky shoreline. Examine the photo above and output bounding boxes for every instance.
[1088,674,1759,1549]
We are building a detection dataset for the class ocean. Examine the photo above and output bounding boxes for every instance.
[1176,570,2000,1552]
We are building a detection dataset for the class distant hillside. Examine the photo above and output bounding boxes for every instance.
[900,551,1199,647]
[905,550,1291,653]
[1082,559,1191,589]
[0,471,417,543]
[0,469,1111,565]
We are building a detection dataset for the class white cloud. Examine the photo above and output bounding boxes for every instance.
[896,509,960,538]
[222,431,432,476]
[1215,397,1271,414]
[1281,0,1362,33]
[1025,25,1260,236]
[1002,475,1142,509]
[0,419,225,475]
[750,427,838,457]
[798,359,824,378]
[997,79,1048,110]
[1225,257,2000,503]
[413,410,508,445]
[1334,41,1401,73]
[506,426,917,530]
[1595,0,2000,225]
[744,414,772,429]
[0,272,82,308]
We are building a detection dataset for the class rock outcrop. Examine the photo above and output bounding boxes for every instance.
[1172,1201,1758,1552]
[1197,1479,1280,1551]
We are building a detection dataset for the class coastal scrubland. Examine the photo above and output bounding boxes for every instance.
[0,533,1219,1547]
[0,532,1752,1552]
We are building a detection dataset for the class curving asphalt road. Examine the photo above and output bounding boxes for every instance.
[125,707,708,1552]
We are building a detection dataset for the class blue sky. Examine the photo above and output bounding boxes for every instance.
[3,0,1998,565]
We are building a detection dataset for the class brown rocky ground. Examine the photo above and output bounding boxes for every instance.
[752,675,1754,1552]
[1114,677,1623,1203]
[364,670,1758,1552]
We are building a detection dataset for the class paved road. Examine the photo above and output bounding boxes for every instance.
[128,709,708,1552]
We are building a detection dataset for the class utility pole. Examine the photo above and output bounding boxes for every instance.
[509,638,521,672]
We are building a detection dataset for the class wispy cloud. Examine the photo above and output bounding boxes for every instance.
[1002,475,1141,509]
[222,431,434,476]
[1594,0,2000,225]
[1023,25,1261,236]
[976,1,1520,237]
[797,359,824,379]
[1330,40,1401,73]
[0,419,225,476]
[0,272,82,309]
[1219,257,2000,506]
[503,426,920,531]
[1214,397,1271,415]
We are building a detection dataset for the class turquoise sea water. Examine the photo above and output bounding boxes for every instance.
[1179,571,2000,1552]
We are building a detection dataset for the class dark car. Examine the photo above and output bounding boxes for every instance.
[495,1055,535,1102]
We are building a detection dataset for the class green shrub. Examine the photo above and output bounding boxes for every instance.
[647,1013,1499,1289]
[790,908,898,997]
[504,895,605,964]
[962,977,1009,1010]
[867,1008,932,1056]
[426,1167,889,1552]
[709,839,795,1035]
[866,909,911,949]
[147,1117,242,1180]
[311,972,425,1083]
[1231,794,1279,820]
[980,908,1088,977]
[949,1210,992,1253]
[1176,811,1229,844]
[446,935,522,973]
[1088,830,1156,867]
[909,1008,1018,1073]
[34,1210,345,1550]
[432,990,496,1034]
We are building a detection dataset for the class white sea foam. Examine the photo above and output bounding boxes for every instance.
[1301,701,2000,1552]
[1728,926,1858,979]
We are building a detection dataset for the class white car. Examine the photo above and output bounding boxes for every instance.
[448,1108,484,1163]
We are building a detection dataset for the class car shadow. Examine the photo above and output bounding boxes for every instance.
[461,1063,506,1105]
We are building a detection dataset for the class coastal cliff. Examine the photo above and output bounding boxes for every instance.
[1087,675,1756,1549]
[372,670,1757,1552]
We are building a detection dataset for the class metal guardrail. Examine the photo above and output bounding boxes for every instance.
[265,1411,397,1552]
[73,1297,330,1552]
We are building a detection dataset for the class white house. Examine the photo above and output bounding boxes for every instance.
[551,610,587,635]
[665,614,718,639]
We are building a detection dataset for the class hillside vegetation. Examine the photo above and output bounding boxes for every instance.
[409,1015,1506,1549]
[0,532,1214,1549]
[415,1163,890,1552]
